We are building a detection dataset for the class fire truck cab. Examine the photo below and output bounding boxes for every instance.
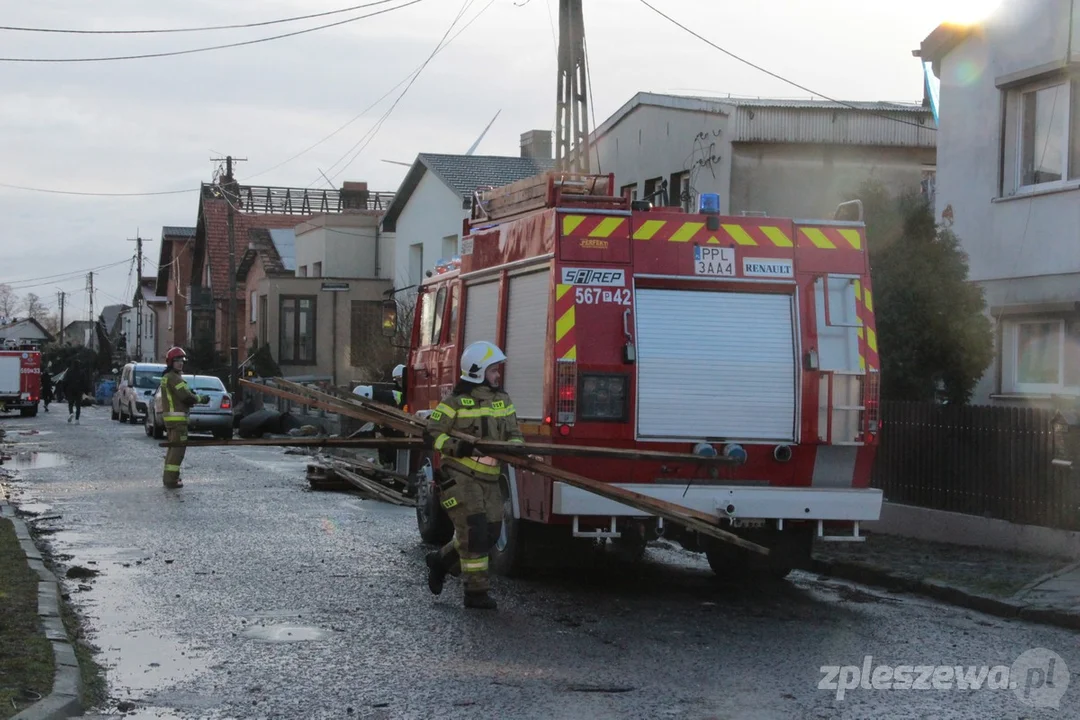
[403,173,882,577]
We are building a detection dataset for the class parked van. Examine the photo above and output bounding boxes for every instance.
[112,362,167,424]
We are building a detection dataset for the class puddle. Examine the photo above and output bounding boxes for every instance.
[7,451,66,470]
[240,623,330,643]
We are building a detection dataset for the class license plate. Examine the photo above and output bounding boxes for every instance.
[694,246,735,276]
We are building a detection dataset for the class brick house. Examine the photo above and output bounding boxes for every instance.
[155,226,196,350]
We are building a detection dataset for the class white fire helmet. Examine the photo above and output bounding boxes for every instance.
[392,364,405,381]
[459,341,506,384]
[352,385,374,400]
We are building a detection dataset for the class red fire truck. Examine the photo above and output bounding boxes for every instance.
[402,174,882,577]
[0,346,42,417]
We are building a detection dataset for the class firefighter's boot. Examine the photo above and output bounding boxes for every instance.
[463,591,497,610]
[425,551,447,595]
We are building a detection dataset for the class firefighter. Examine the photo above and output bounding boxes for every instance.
[376,364,408,468]
[160,347,209,489]
[423,341,523,610]
[391,364,406,408]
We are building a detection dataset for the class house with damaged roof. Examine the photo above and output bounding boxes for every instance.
[179,179,397,385]
[381,131,556,289]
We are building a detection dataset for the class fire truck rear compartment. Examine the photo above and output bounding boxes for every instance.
[634,287,797,442]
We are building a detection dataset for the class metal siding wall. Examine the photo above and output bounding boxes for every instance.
[504,271,550,419]
[463,281,500,350]
[635,289,796,441]
[733,108,937,148]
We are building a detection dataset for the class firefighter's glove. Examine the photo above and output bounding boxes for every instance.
[453,440,476,459]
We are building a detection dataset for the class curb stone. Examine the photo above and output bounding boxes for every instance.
[1,503,84,720]
[810,557,1080,631]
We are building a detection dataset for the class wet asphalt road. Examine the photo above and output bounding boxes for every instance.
[1,406,1078,720]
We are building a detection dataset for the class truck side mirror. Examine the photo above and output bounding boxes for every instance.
[381,299,398,337]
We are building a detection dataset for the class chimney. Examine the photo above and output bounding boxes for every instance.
[520,130,552,160]
[340,181,370,210]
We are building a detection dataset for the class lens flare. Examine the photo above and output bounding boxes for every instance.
[320,518,337,535]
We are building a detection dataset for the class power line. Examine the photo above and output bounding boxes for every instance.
[0,0,429,63]
[636,0,937,132]
[326,0,488,183]
[0,0,401,35]
[242,1,488,183]
[0,181,196,197]
[0,259,131,289]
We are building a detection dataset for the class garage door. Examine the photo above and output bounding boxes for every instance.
[635,289,796,441]
[463,281,500,350]
[504,269,550,419]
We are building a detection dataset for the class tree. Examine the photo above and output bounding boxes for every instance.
[0,283,18,319]
[857,181,993,404]
[21,293,48,322]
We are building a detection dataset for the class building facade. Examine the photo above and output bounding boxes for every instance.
[920,0,1080,403]
[591,93,937,220]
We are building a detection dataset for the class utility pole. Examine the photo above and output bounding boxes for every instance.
[128,232,145,360]
[57,290,65,343]
[87,272,95,351]
[555,0,590,173]
[210,155,246,395]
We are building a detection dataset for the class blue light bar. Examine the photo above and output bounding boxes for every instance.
[699,193,720,215]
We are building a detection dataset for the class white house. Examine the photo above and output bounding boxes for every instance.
[918,0,1080,404]
[381,132,555,290]
[0,317,53,348]
[118,280,167,362]
[590,92,937,219]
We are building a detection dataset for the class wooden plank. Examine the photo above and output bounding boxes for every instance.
[249,379,769,555]
[161,437,421,449]
[333,465,414,507]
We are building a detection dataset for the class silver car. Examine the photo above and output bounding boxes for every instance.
[145,374,234,440]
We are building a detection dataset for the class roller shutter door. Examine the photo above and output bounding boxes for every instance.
[635,289,796,441]
[504,270,550,419]
[463,281,500,350]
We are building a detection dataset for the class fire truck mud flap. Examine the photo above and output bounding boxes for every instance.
[550,483,883,524]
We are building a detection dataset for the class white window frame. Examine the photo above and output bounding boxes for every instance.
[1016,79,1073,193]
[249,291,257,323]
[1010,319,1077,395]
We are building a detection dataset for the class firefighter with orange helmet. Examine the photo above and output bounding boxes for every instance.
[160,347,209,488]
[423,341,523,610]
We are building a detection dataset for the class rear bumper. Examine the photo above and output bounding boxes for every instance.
[187,414,232,432]
[550,483,883,522]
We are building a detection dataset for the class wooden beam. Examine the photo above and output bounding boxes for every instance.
[242,379,768,555]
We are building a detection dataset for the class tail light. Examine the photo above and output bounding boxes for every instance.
[221,395,232,410]
[556,359,577,425]
[864,370,880,434]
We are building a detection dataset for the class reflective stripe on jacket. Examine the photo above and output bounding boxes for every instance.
[426,384,524,478]
[161,370,199,424]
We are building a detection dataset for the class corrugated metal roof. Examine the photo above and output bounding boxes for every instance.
[705,97,929,113]
[268,228,296,271]
[729,102,936,147]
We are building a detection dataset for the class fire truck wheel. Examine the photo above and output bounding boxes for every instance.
[415,463,453,546]
[490,475,526,578]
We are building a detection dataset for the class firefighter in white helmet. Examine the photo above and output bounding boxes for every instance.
[424,341,523,610]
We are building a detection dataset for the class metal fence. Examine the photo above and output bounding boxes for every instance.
[872,401,1080,531]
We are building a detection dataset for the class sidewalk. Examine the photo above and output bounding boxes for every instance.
[812,533,1080,630]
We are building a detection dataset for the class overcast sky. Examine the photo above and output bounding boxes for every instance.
[0,0,971,326]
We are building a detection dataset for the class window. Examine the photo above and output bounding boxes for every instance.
[643,177,664,204]
[448,284,460,342]
[432,287,448,344]
[409,243,424,285]
[258,295,268,345]
[312,262,322,278]
[1007,319,1080,394]
[298,266,308,277]
[620,183,638,201]
[418,290,435,347]
[442,235,458,261]
[279,296,316,364]
[1012,79,1080,190]
[670,171,692,212]
[921,167,937,204]
[249,291,257,323]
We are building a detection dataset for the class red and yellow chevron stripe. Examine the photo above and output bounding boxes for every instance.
[796,226,864,251]
[562,215,630,240]
[554,284,577,361]
[854,279,878,371]
[629,219,795,248]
